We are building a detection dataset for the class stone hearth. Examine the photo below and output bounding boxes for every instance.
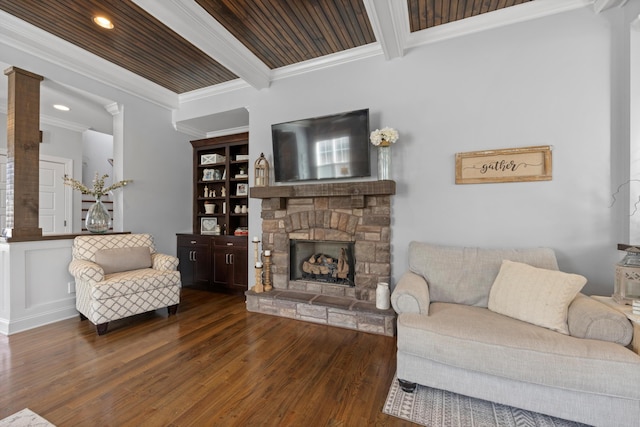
[247,181,396,336]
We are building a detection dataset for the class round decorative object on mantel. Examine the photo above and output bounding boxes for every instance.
[85,197,111,233]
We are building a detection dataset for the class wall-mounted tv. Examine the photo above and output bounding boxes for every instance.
[271,109,370,183]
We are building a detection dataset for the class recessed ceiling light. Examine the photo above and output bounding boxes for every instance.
[53,104,70,111]
[93,16,114,29]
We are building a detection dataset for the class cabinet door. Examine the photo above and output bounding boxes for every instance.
[177,245,195,286]
[212,249,230,286]
[229,247,248,289]
[177,235,211,288]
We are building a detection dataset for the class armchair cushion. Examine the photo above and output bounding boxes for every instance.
[488,260,586,334]
[95,246,152,274]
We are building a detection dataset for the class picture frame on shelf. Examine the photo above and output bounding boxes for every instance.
[202,169,215,181]
[236,183,248,196]
[200,217,218,235]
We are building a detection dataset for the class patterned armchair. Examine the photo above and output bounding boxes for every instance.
[69,233,181,335]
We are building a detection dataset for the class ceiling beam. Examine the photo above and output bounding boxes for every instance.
[363,0,409,60]
[132,0,271,90]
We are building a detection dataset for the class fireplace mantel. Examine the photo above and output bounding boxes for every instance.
[250,180,395,208]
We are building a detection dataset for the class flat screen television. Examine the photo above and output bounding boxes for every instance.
[271,109,370,183]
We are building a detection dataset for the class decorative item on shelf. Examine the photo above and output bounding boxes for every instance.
[203,186,209,198]
[254,153,270,187]
[234,205,241,214]
[376,282,391,310]
[200,217,218,235]
[241,205,248,214]
[204,202,215,214]
[236,154,250,161]
[236,183,248,196]
[203,169,214,181]
[370,127,399,181]
[201,153,225,165]
[234,227,249,236]
[614,245,640,305]
[63,172,132,234]
[263,250,273,291]
[221,187,226,197]
[235,166,248,179]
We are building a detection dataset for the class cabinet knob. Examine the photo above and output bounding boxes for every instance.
[190,240,197,244]
[226,242,233,246]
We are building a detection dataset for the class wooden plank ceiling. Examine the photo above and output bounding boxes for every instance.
[0,0,532,94]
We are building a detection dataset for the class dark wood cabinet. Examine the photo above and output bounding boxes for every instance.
[212,236,248,292]
[190,133,249,236]
[177,132,249,294]
[177,234,211,288]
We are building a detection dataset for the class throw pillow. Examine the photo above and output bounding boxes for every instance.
[488,260,586,334]
[95,246,152,274]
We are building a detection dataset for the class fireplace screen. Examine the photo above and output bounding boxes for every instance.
[290,240,355,286]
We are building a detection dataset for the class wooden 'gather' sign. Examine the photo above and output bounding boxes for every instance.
[455,145,552,184]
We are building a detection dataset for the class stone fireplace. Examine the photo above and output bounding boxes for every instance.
[246,181,396,336]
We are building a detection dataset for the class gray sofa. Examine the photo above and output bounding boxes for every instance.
[391,242,640,427]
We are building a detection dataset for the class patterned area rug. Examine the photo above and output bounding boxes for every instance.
[383,377,590,427]
[0,409,55,427]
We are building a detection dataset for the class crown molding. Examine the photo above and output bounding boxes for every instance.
[178,79,253,103]
[206,125,250,139]
[40,115,89,133]
[174,122,207,138]
[0,105,87,132]
[593,0,629,13]
[0,10,178,110]
[407,0,593,49]
[271,43,382,82]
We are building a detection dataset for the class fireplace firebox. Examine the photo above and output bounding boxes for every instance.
[290,240,355,286]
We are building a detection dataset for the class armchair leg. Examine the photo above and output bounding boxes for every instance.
[79,312,87,321]
[168,304,179,316]
[398,379,417,393]
[96,323,109,335]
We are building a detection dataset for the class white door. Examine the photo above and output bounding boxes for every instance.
[0,153,71,235]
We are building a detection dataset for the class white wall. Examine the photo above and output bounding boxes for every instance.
[223,7,619,296]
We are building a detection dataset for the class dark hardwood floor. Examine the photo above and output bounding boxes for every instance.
[0,288,415,426]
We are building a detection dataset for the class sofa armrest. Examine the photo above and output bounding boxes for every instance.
[568,293,633,346]
[391,271,431,315]
[68,259,104,283]
[152,253,179,271]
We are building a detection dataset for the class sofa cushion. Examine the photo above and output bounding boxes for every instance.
[95,246,152,274]
[488,260,586,334]
[397,303,640,400]
[408,242,559,307]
